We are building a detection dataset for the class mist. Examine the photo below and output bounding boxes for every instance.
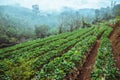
[0,0,120,48]
[1,1,120,80]
[1,0,120,11]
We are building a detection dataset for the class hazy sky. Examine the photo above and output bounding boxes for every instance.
[0,0,120,11]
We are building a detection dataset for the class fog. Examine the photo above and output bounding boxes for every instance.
[0,0,120,48]
[0,0,120,11]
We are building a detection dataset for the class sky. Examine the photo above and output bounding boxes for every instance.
[0,0,120,11]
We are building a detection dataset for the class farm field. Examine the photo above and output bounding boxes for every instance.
[0,24,120,80]
[1,0,120,80]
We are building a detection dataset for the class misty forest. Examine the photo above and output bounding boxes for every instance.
[0,0,120,80]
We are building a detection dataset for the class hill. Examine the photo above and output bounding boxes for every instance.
[0,5,96,28]
[0,22,120,80]
[0,5,115,48]
[0,5,94,48]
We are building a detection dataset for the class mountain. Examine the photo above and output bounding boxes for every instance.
[0,5,60,28]
[0,5,97,28]
[0,5,97,48]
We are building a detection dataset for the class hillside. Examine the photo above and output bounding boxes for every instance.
[0,4,117,48]
[0,5,96,28]
[0,5,96,48]
[0,23,120,80]
[0,1,120,80]
[0,5,59,27]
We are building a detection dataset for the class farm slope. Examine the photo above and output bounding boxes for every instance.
[0,25,120,80]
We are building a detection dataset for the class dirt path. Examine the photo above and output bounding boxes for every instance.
[76,33,103,80]
[110,23,120,78]
[76,40,100,80]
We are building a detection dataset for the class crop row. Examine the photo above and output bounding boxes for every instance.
[0,29,84,60]
[36,36,97,80]
[91,27,119,80]
[0,30,76,54]
[32,27,98,70]
[0,27,95,80]
[0,26,107,80]
[4,27,94,61]
[34,26,106,80]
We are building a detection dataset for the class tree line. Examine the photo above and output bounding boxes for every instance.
[0,2,120,48]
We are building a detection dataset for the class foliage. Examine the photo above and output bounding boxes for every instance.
[91,27,119,80]
[113,4,120,17]
[34,24,49,38]
[0,26,97,79]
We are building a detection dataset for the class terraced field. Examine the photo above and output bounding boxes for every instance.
[0,25,120,80]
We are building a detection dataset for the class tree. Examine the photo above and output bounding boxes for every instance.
[111,1,116,8]
[32,4,39,14]
[58,15,64,34]
[95,9,100,22]
[58,24,63,34]
[82,16,91,28]
[35,24,49,38]
[113,4,120,17]
[67,14,74,32]
[74,13,81,29]
[66,12,81,31]
[58,11,81,32]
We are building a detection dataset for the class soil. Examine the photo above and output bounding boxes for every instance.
[76,36,101,80]
[77,40,99,80]
[110,22,120,78]
[76,22,120,80]
[63,30,103,80]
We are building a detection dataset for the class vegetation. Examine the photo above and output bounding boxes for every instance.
[0,1,120,80]
[0,27,92,79]
[91,27,119,80]
[0,25,119,80]
[0,3,120,48]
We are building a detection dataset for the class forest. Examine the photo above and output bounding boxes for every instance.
[0,0,120,80]
[0,1,120,48]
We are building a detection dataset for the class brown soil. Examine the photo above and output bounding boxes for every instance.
[110,22,120,77]
[63,30,103,80]
[75,30,104,80]
[76,39,100,80]
[63,41,100,80]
